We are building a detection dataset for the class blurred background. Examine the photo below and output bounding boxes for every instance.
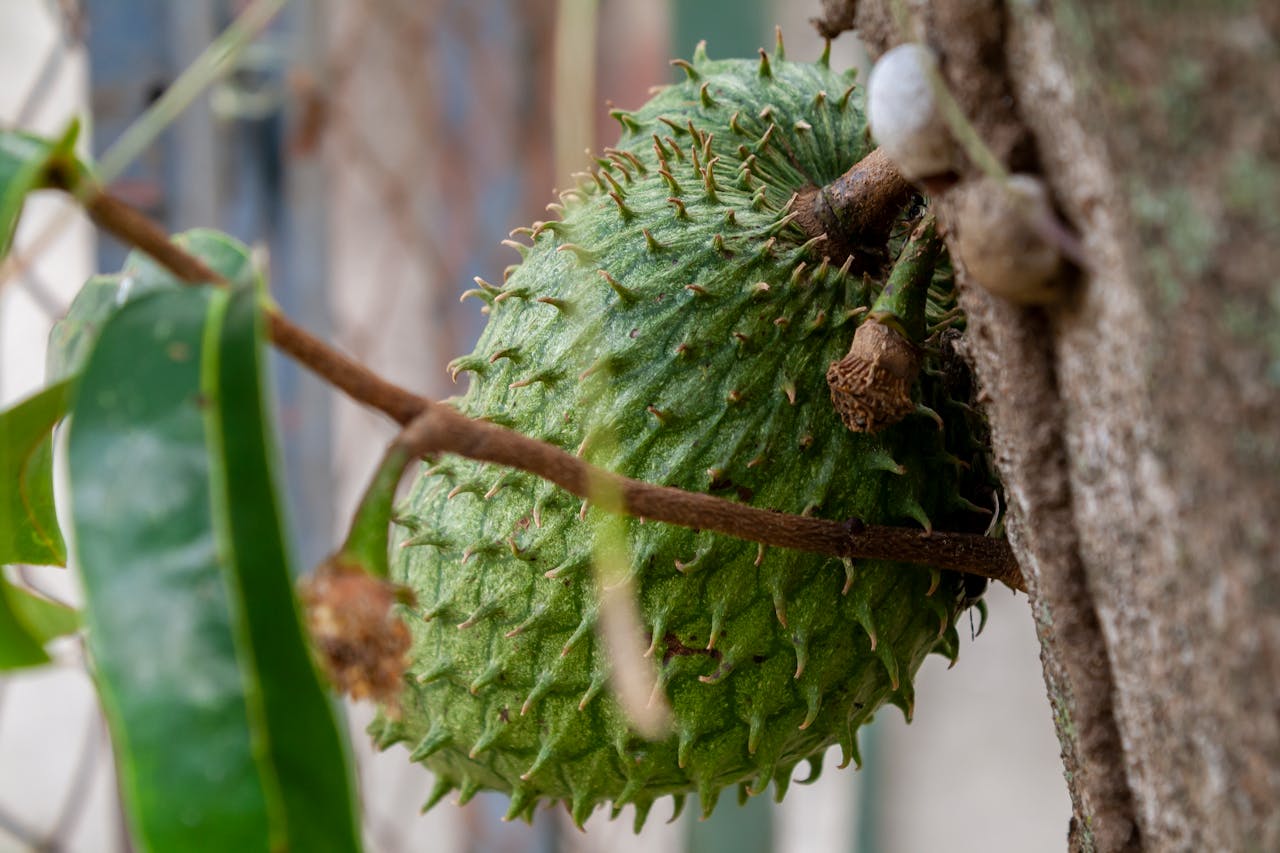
[0,0,1069,850]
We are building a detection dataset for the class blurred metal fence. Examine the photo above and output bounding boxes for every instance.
[1,3,123,851]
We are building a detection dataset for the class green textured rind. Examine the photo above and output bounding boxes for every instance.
[376,51,979,826]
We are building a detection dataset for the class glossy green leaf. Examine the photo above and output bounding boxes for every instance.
[0,123,84,257]
[69,282,360,852]
[209,282,363,852]
[48,229,258,383]
[46,274,125,383]
[123,228,258,289]
[0,379,72,566]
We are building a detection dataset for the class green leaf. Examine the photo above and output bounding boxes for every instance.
[0,578,79,672]
[124,228,258,289]
[0,123,85,257]
[3,580,79,644]
[48,229,258,382]
[69,282,361,852]
[46,274,125,383]
[0,580,54,670]
[0,379,72,566]
[208,282,363,852]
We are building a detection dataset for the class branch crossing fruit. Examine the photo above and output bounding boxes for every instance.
[370,38,994,830]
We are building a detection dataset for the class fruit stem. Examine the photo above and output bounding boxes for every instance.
[74,185,1026,593]
[870,212,939,343]
[335,441,415,580]
[796,147,915,270]
[827,215,941,433]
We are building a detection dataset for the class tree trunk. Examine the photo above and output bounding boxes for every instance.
[850,1,1280,849]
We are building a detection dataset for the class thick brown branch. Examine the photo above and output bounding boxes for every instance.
[79,185,1026,592]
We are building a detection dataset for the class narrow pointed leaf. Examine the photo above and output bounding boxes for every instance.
[0,379,72,566]
[1,124,85,257]
[209,282,363,851]
[69,277,360,850]
[0,580,54,669]
[4,581,78,645]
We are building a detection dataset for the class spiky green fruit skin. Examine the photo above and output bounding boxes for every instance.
[373,49,981,828]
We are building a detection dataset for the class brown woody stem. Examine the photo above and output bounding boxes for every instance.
[79,186,1026,593]
[796,147,915,268]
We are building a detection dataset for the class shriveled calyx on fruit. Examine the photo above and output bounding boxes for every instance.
[827,214,941,433]
[373,39,998,832]
[302,426,422,709]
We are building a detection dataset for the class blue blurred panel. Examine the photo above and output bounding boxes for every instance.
[672,0,768,62]
[86,0,181,271]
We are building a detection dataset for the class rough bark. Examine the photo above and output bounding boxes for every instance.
[848,1,1280,849]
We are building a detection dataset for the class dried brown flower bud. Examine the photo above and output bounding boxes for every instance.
[299,560,413,710]
[827,317,921,432]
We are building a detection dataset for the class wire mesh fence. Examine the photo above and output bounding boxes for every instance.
[1,6,122,852]
[0,1,1068,851]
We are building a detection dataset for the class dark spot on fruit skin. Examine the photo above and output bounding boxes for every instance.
[499,707,510,723]
[629,328,640,338]
[752,655,767,664]
[707,472,735,492]
[653,632,723,666]
[707,473,756,503]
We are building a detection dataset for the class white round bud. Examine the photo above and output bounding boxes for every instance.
[867,44,955,181]
[953,174,1064,304]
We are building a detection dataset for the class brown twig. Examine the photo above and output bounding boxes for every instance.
[77,185,1026,592]
[400,403,1023,588]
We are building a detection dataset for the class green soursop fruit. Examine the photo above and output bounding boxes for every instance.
[371,40,990,829]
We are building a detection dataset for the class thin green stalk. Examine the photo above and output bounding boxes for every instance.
[870,214,941,342]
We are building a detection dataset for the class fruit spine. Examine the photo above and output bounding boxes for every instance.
[371,39,988,829]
